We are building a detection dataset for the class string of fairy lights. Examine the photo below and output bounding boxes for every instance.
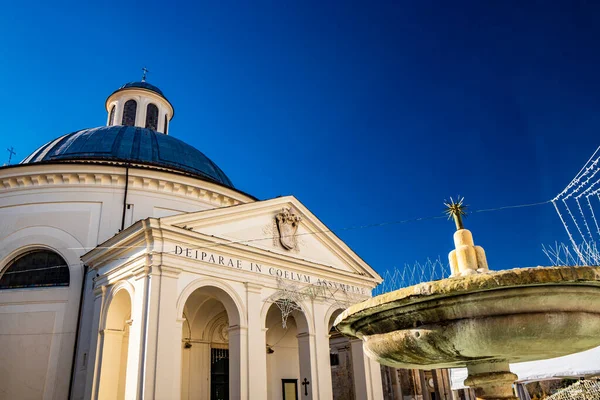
[0,197,554,277]
[3,145,598,297]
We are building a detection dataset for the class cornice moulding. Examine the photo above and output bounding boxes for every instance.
[0,164,253,208]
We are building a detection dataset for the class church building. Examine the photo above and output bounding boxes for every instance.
[0,78,384,400]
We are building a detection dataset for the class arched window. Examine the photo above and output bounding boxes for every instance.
[122,100,137,126]
[145,103,159,131]
[108,105,116,126]
[0,250,70,289]
[164,114,168,134]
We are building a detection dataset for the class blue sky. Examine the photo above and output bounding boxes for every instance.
[1,1,599,275]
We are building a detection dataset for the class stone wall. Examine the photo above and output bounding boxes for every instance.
[330,340,355,400]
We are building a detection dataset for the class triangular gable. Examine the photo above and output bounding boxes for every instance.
[161,196,381,282]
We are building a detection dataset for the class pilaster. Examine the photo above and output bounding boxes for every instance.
[312,300,334,399]
[151,265,183,400]
[297,332,317,400]
[228,325,248,399]
[246,283,267,399]
[123,267,148,400]
[86,285,107,400]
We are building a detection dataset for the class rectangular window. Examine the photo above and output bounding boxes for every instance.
[330,353,340,366]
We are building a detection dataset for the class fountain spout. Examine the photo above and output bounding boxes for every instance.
[445,197,489,276]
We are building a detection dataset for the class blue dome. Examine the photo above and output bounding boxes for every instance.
[22,126,234,188]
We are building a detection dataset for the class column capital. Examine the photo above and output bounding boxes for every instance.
[99,328,125,337]
[159,265,182,278]
[228,324,248,334]
[245,282,263,293]
[311,297,327,305]
[132,265,150,280]
[93,284,107,297]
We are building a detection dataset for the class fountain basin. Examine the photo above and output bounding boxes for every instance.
[334,266,600,370]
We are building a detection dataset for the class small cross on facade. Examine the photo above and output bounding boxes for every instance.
[6,147,16,165]
[301,378,310,396]
[141,67,149,82]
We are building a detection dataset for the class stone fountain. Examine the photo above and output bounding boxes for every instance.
[335,199,600,399]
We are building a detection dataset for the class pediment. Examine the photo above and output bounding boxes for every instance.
[160,196,381,282]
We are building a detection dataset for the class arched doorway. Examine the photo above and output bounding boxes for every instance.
[98,289,132,400]
[180,285,242,400]
[265,302,313,400]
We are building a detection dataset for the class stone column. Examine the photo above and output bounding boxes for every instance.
[350,339,384,400]
[246,283,267,398]
[124,268,150,400]
[136,265,182,400]
[153,266,183,399]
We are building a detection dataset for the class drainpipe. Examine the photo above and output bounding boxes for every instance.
[68,263,89,400]
[121,164,130,231]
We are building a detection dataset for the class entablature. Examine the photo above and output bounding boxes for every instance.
[0,163,253,208]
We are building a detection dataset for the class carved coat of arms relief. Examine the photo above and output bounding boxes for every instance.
[275,207,302,250]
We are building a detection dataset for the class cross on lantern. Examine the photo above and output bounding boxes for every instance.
[141,67,149,82]
[301,378,310,396]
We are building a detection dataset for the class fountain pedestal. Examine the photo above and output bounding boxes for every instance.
[465,362,518,400]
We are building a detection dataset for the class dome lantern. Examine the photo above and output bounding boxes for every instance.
[105,69,174,134]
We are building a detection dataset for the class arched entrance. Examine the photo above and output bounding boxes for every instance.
[98,289,132,400]
[265,302,313,400]
[180,285,243,400]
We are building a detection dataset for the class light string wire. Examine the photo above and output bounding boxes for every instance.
[70,198,553,253]
[548,145,600,265]
[1,197,554,277]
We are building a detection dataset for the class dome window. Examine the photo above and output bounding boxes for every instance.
[122,100,137,126]
[146,103,159,131]
[0,250,70,289]
[164,114,168,134]
[108,105,116,126]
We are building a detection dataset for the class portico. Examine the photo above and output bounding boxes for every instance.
[78,196,383,400]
